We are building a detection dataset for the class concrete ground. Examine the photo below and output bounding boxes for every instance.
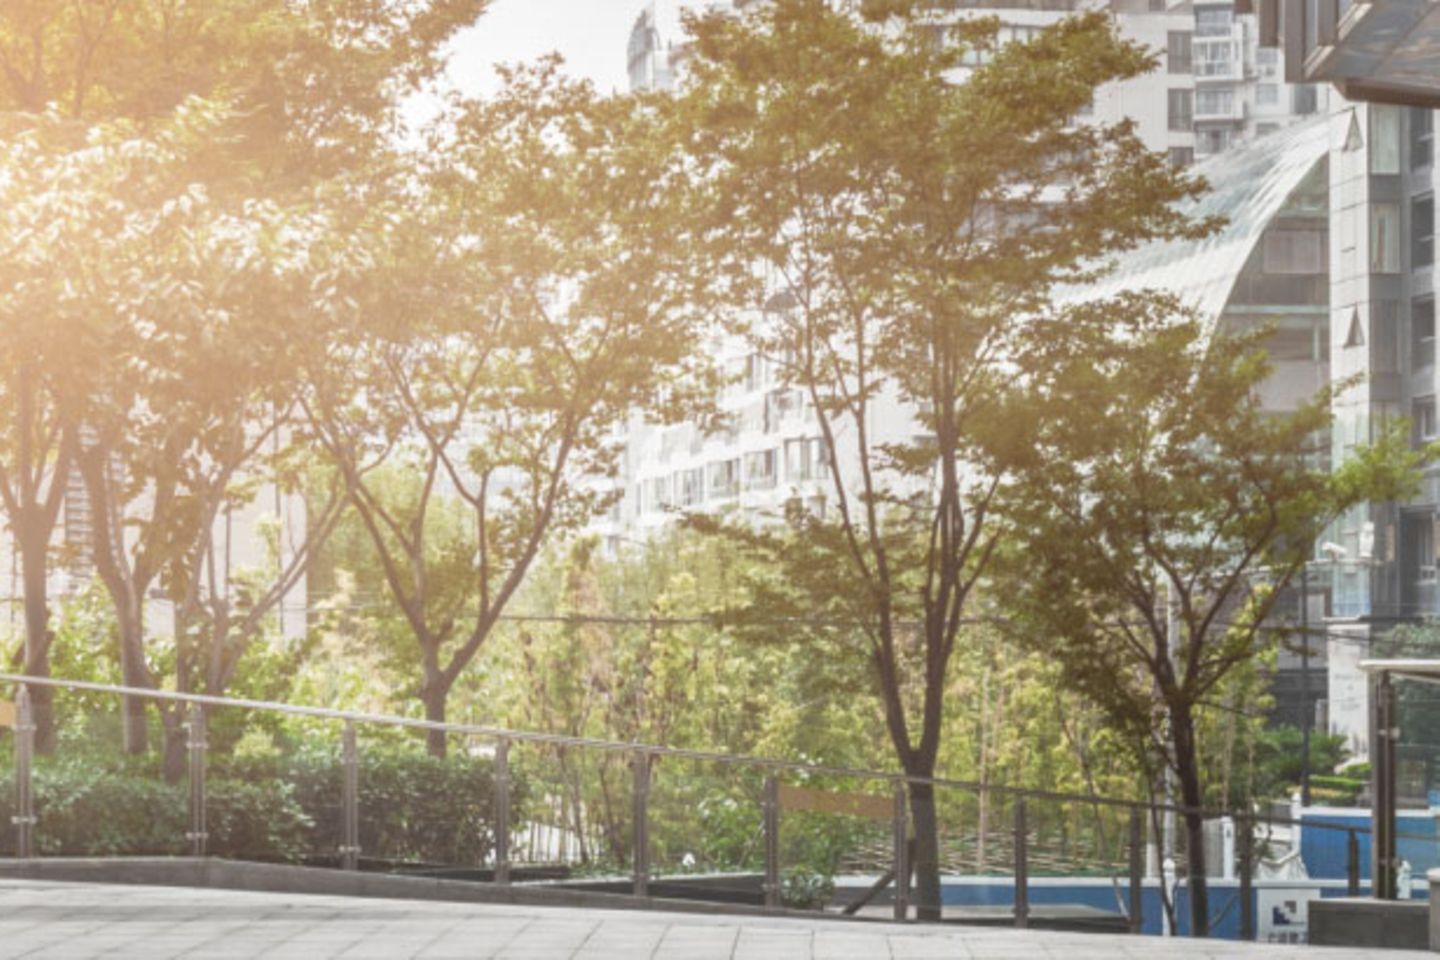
[0,879,1428,959]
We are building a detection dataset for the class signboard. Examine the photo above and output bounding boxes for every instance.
[1257,888,1310,944]
[777,784,891,821]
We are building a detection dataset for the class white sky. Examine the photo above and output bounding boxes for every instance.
[444,0,641,98]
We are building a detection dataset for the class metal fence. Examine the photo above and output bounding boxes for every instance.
[0,672,1410,938]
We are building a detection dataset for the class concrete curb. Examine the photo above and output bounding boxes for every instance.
[0,858,823,920]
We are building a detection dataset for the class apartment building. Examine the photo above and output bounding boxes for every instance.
[602,0,1331,547]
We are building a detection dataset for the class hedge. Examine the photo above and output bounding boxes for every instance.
[0,749,513,866]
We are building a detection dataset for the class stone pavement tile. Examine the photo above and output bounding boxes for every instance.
[886,933,972,959]
[732,927,814,960]
[812,930,890,959]
[653,923,740,960]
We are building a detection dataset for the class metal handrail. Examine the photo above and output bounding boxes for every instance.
[0,671,1400,837]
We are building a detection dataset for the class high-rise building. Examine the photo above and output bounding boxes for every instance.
[626,1,1327,161]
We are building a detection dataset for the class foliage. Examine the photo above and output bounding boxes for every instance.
[1249,725,1351,801]
[1003,299,1426,932]
[0,746,511,866]
[671,0,1205,917]
[297,61,710,754]
[780,866,835,911]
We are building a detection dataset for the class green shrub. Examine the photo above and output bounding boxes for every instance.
[0,748,516,868]
[207,779,313,862]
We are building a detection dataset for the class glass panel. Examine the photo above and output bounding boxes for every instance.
[1372,203,1401,273]
[1371,106,1402,174]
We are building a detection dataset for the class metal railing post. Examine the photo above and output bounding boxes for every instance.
[1347,829,1361,896]
[494,738,511,884]
[340,721,359,871]
[893,782,909,921]
[1013,798,1029,929]
[13,685,34,858]
[763,775,780,909]
[633,750,650,898]
[186,703,208,857]
[1128,806,1144,934]
[1238,815,1254,941]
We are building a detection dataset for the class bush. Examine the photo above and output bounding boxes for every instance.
[207,779,313,862]
[25,763,185,857]
[0,748,516,868]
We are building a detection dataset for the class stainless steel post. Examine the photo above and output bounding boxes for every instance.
[1238,815,1254,940]
[763,775,779,909]
[1013,798,1028,929]
[633,750,650,898]
[186,703,208,857]
[13,685,33,858]
[893,782,909,921]
[1347,829,1361,896]
[1128,806,1143,934]
[340,721,359,871]
[494,738,511,884]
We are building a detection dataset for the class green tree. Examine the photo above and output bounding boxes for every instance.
[0,0,484,751]
[301,63,709,756]
[672,0,1204,916]
[1002,296,1424,935]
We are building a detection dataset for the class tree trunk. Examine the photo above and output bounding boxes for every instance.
[117,610,149,754]
[423,686,448,758]
[161,708,187,784]
[908,775,943,921]
[18,526,56,753]
[1172,704,1209,937]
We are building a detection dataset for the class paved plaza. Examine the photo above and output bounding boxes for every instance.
[0,879,1430,959]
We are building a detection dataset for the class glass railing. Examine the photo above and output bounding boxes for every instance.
[0,673,1419,943]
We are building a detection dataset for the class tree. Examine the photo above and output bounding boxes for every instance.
[0,0,486,181]
[672,0,1205,916]
[1002,295,1424,935]
[301,62,709,756]
[0,114,97,751]
[0,0,484,750]
[73,158,347,758]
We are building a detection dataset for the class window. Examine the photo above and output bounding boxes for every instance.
[1167,89,1193,131]
[1257,47,1280,79]
[1292,84,1318,115]
[1414,396,1437,447]
[1413,193,1434,267]
[1196,89,1234,116]
[1372,203,1401,273]
[1195,6,1233,35]
[1256,84,1279,107]
[1371,106,1402,174]
[642,476,671,513]
[1167,32,1192,73]
[743,449,777,491]
[784,437,828,482]
[1415,297,1436,370]
[1196,127,1232,155]
[1263,230,1323,274]
[707,459,739,499]
[1193,41,1234,77]
[1412,107,1433,169]
[744,353,770,392]
[1168,147,1194,168]
[675,468,704,507]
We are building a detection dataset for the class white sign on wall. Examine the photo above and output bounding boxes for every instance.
[1257,888,1310,944]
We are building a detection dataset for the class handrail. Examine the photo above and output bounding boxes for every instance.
[0,672,1400,837]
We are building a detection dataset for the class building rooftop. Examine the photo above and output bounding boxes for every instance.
[1073,116,1330,327]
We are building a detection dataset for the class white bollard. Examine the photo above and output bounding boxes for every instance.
[1221,816,1236,881]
